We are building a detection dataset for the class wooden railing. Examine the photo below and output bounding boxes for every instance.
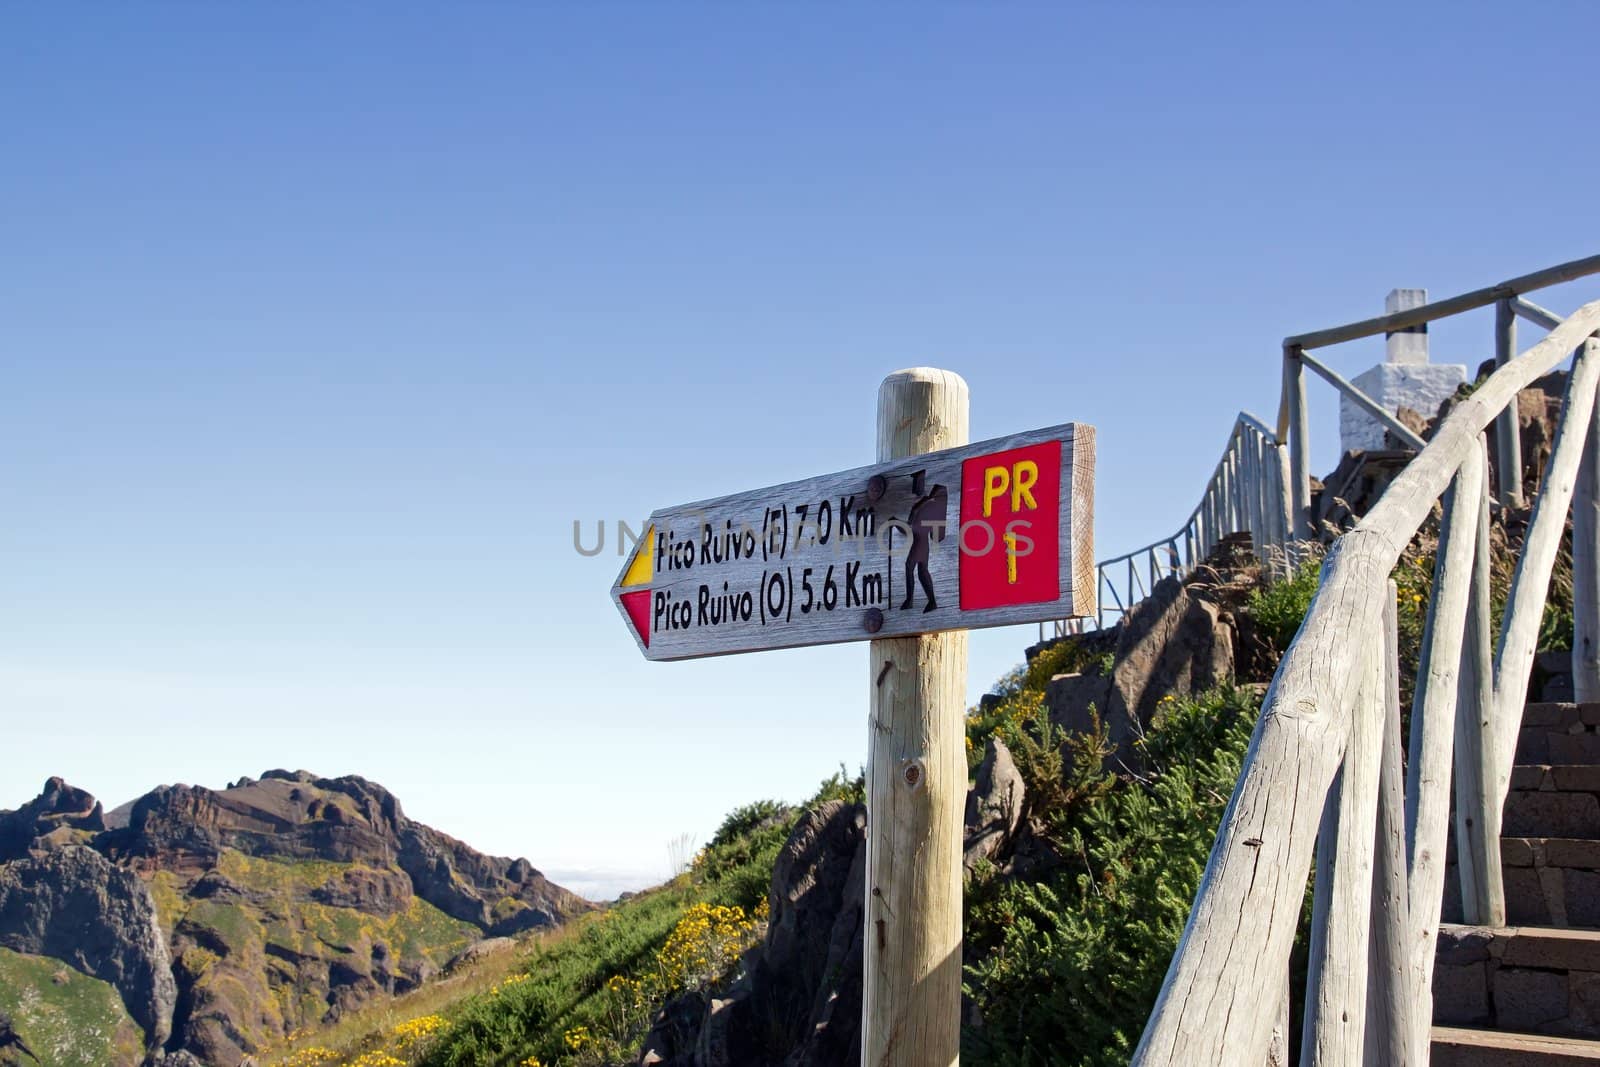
[1053,413,1291,637]
[1282,254,1600,531]
[1132,260,1600,1065]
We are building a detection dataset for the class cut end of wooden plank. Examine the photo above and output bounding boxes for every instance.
[877,368,970,463]
[1433,1026,1600,1066]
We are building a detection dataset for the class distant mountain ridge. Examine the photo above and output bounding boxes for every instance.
[0,770,591,1066]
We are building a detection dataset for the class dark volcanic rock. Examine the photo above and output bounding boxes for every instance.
[1107,576,1233,753]
[0,777,105,862]
[1045,573,1234,767]
[309,864,413,917]
[0,845,176,1051]
[640,801,866,1067]
[964,739,1024,873]
[0,1010,40,1067]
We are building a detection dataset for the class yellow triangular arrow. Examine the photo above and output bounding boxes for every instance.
[619,525,654,588]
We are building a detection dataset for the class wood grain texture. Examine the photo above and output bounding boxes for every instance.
[1133,299,1600,1067]
[610,421,1094,660]
[865,368,968,1067]
[1367,586,1414,1066]
[1405,442,1483,1025]
[1301,628,1382,1067]
[1271,442,1293,568]
[1494,338,1600,796]
[1455,448,1506,926]
[1267,976,1290,1067]
[1068,424,1097,615]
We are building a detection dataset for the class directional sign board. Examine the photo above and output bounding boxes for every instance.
[611,423,1094,661]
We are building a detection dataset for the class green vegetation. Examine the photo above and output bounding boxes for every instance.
[961,687,1263,1066]
[1247,553,1322,653]
[155,853,480,1055]
[408,785,803,1067]
[270,769,862,1067]
[0,948,145,1067]
[270,511,1582,1067]
[966,637,1111,772]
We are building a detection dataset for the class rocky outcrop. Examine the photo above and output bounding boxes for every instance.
[0,772,589,1064]
[640,801,867,1067]
[0,846,176,1052]
[0,777,104,862]
[964,739,1024,873]
[103,770,588,934]
[1047,573,1234,767]
[0,1011,40,1067]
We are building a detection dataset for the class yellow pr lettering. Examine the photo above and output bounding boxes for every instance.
[983,466,1009,518]
[1011,460,1039,512]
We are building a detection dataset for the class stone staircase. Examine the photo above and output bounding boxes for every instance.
[1433,702,1600,1064]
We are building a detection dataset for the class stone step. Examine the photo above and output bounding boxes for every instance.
[1505,767,1600,839]
[1519,703,1600,765]
[1435,925,1600,1038]
[1443,838,1600,927]
[1434,1026,1600,1066]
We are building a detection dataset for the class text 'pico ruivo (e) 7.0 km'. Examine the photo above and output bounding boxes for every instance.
[611,423,1094,661]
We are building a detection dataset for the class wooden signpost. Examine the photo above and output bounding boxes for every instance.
[611,369,1095,1066]
[610,427,1094,660]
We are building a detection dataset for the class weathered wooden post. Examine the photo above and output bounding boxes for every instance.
[1367,585,1413,1066]
[865,368,969,1067]
[1574,338,1600,701]
[1457,438,1506,925]
[1282,344,1312,539]
[1495,298,1525,508]
[608,370,1092,1066]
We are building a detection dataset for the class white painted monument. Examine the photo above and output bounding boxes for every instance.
[1339,288,1468,453]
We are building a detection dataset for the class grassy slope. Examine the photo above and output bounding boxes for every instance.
[262,792,816,1067]
[0,948,145,1067]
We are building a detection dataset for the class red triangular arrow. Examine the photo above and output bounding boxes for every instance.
[620,589,651,648]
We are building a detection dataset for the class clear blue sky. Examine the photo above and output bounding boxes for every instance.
[5,4,1599,898]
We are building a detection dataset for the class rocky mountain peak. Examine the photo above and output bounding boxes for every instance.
[0,776,105,862]
[0,770,589,1065]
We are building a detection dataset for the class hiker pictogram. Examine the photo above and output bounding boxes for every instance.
[897,469,949,612]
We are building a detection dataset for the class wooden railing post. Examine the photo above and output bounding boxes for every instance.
[865,369,968,1067]
[1574,338,1600,701]
[1494,339,1600,799]
[1247,431,1266,559]
[1368,584,1413,1065]
[1268,973,1291,1067]
[1273,441,1294,572]
[1405,442,1485,1018]
[1302,628,1385,1065]
[1228,438,1241,531]
[1284,345,1313,539]
[1495,298,1525,508]
[1456,435,1506,925]
[1134,300,1600,1067]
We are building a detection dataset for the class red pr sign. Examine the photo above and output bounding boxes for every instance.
[958,441,1061,611]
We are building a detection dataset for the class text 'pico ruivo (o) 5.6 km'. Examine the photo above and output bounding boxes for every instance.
[610,423,1094,661]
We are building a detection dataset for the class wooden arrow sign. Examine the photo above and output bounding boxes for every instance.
[611,423,1094,661]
